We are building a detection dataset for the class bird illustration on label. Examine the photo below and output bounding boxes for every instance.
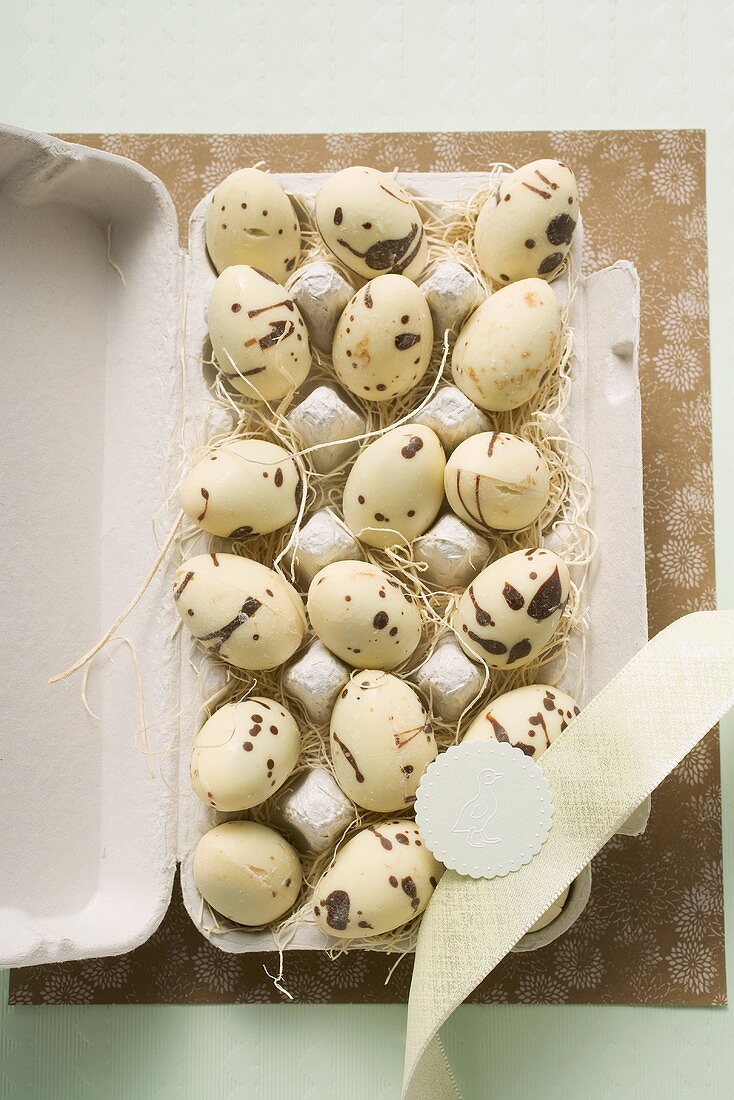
[452,768,505,847]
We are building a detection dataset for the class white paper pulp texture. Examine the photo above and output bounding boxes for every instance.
[0,132,647,965]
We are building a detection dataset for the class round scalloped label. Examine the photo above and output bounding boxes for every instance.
[414,741,554,878]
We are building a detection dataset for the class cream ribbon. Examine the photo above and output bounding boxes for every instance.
[403,611,734,1099]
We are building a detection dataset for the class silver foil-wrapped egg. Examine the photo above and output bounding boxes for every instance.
[289,384,366,475]
[412,635,486,722]
[282,639,350,727]
[286,508,365,588]
[269,767,356,854]
[414,513,492,590]
[409,385,492,455]
[290,261,355,354]
[419,260,486,340]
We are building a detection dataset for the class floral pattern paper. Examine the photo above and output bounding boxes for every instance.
[9,130,722,1007]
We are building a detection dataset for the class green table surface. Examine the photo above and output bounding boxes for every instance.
[2,2,733,1097]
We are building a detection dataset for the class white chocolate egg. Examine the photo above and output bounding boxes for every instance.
[462,683,580,758]
[312,819,443,939]
[332,275,433,402]
[173,553,307,671]
[451,279,564,412]
[307,560,421,670]
[330,670,436,811]
[529,886,569,932]
[191,696,301,811]
[315,166,427,281]
[475,159,579,286]
[205,168,301,280]
[343,425,446,549]
[445,432,550,532]
[193,821,302,926]
[181,439,301,539]
[454,547,570,668]
[208,265,311,401]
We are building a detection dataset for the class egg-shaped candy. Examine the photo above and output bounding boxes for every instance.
[462,683,580,758]
[454,547,569,668]
[208,265,311,402]
[475,159,579,286]
[191,696,301,811]
[173,553,306,670]
[307,560,421,670]
[312,819,443,939]
[451,279,564,412]
[315,166,427,281]
[445,432,550,532]
[205,168,301,280]
[332,275,433,402]
[194,821,302,926]
[343,425,445,549]
[330,671,436,811]
[181,439,301,539]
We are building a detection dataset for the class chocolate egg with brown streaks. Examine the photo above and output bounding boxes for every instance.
[173,553,307,671]
[330,670,436,811]
[454,547,570,669]
[474,159,578,286]
[312,819,443,939]
[307,560,421,670]
[208,265,311,402]
[332,274,433,402]
[462,683,580,758]
[444,431,550,533]
[181,439,301,538]
[315,166,428,281]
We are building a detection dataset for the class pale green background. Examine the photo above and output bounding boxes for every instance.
[1,1,733,1097]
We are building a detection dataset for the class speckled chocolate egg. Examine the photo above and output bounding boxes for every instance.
[208,265,311,401]
[462,683,580,758]
[330,671,436,811]
[451,279,564,411]
[194,821,302,926]
[445,432,550,532]
[312,819,443,939]
[332,275,433,402]
[181,439,301,539]
[315,166,427,281]
[454,547,570,668]
[343,425,446,549]
[475,160,578,286]
[205,168,301,280]
[307,560,421,670]
[191,696,301,811]
[173,553,307,670]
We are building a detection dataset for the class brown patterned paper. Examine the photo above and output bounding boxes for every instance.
[9,131,721,1007]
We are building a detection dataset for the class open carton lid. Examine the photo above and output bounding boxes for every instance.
[0,128,648,966]
[0,125,182,965]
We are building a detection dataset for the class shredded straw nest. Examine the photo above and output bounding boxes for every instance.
[58,164,593,972]
[177,166,593,962]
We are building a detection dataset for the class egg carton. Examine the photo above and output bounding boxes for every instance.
[0,124,647,968]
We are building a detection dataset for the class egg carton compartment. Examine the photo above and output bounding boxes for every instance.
[0,127,647,969]
[176,176,648,953]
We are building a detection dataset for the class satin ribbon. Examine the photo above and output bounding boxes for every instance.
[403,611,734,1099]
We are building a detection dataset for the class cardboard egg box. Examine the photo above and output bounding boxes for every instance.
[0,124,647,967]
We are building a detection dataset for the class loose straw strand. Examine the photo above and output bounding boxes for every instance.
[49,509,184,684]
